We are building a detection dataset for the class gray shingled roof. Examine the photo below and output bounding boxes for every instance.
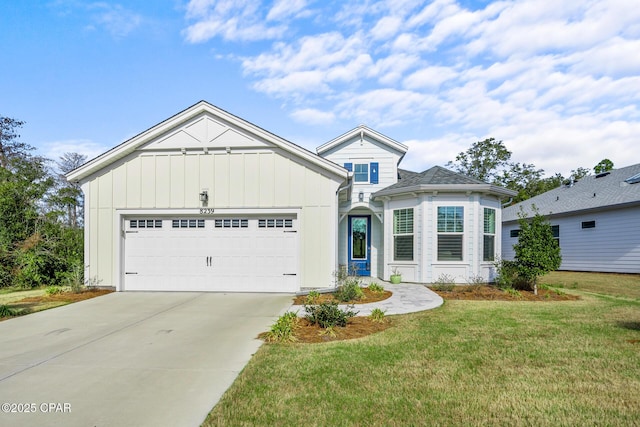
[373,165,517,198]
[502,163,640,223]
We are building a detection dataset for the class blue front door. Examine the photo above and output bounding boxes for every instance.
[348,215,371,276]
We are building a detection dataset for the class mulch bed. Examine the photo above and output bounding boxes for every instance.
[16,288,114,304]
[292,287,392,305]
[432,285,580,301]
[278,284,579,344]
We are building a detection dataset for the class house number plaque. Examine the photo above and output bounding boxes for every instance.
[199,208,215,214]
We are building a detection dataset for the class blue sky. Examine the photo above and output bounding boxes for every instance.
[1,0,639,177]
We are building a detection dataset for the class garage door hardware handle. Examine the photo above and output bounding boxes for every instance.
[283,273,297,276]
[125,231,139,233]
[125,272,138,275]
[206,256,212,267]
[283,230,297,233]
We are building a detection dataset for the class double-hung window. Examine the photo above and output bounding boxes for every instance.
[483,208,496,261]
[354,164,369,182]
[437,206,464,261]
[393,208,413,261]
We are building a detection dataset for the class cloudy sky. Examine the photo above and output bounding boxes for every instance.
[1,0,638,176]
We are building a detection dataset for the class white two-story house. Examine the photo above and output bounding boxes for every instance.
[317,125,516,284]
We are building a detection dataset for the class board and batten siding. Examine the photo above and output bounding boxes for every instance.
[85,149,342,288]
[501,205,640,274]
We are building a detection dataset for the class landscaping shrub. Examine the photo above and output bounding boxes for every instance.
[335,278,364,302]
[369,308,386,323]
[368,283,384,293]
[305,290,320,305]
[304,301,357,328]
[431,274,456,291]
[265,311,299,342]
[45,285,63,295]
[0,304,16,317]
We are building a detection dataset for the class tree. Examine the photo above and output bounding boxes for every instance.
[512,208,562,295]
[594,159,614,174]
[0,117,33,168]
[446,137,511,182]
[50,152,86,227]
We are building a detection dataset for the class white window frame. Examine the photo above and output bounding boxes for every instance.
[393,208,414,261]
[354,163,369,183]
[483,208,496,262]
[437,206,464,261]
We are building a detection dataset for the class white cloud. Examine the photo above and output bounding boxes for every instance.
[88,3,142,38]
[290,108,336,125]
[266,0,309,21]
[182,0,640,176]
[42,139,110,163]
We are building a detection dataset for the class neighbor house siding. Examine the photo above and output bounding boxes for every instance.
[502,205,640,273]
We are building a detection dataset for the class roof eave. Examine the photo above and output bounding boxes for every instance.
[316,125,408,156]
[373,184,517,199]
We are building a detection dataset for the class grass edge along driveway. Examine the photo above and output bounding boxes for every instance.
[204,272,640,426]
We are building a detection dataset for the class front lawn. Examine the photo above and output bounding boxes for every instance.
[203,272,640,426]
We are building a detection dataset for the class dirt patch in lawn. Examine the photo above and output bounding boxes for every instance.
[432,285,580,301]
[292,287,392,305]
[1,288,114,321]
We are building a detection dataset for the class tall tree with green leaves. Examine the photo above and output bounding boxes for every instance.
[594,159,614,174]
[513,208,562,295]
[446,137,512,183]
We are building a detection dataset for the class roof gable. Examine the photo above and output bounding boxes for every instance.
[67,101,347,183]
[502,163,640,222]
[316,125,408,158]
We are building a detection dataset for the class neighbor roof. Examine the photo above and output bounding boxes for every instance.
[66,100,348,183]
[372,166,517,199]
[502,163,640,222]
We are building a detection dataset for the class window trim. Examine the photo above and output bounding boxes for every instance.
[393,208,414,261]
[353,163,369,183]
[581,220,596,229]
[483,208,496,262]
[437,206,464,261]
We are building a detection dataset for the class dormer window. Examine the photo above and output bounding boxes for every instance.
[354,164,369,182]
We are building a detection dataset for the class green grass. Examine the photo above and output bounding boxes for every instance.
[542,271,640,300]
[203,272,640,426]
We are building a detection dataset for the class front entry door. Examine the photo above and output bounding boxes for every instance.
[348,215,371,276]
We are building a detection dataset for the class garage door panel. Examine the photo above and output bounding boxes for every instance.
[124,217,298,292]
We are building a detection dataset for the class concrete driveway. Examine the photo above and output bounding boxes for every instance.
[0,292,292,427]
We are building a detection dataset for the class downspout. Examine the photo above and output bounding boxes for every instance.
[501,197,513,207]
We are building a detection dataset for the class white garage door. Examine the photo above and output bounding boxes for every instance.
[123,217,298,292]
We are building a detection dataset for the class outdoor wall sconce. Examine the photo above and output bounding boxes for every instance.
[358,191,364,202]
[199,190,208,203]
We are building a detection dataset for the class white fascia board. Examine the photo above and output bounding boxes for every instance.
[67,101,348,183]
[373,184,517,199]
[316,125,408,156]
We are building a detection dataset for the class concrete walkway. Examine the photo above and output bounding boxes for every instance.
[290,282,444,316]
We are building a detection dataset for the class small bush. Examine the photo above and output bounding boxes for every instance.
[335,278,364,302]
[432,274,456,291]
[305,290,320,305]
[466,274,486,290]
[369,308,386,323]
[304,301,357,328]
[46,285,63,295]
[265,311,299,342]
[368,283,384,294]
[504,287,522,298]
[0,304,16,317]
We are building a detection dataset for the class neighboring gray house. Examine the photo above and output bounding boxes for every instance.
[502,163,640,274]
